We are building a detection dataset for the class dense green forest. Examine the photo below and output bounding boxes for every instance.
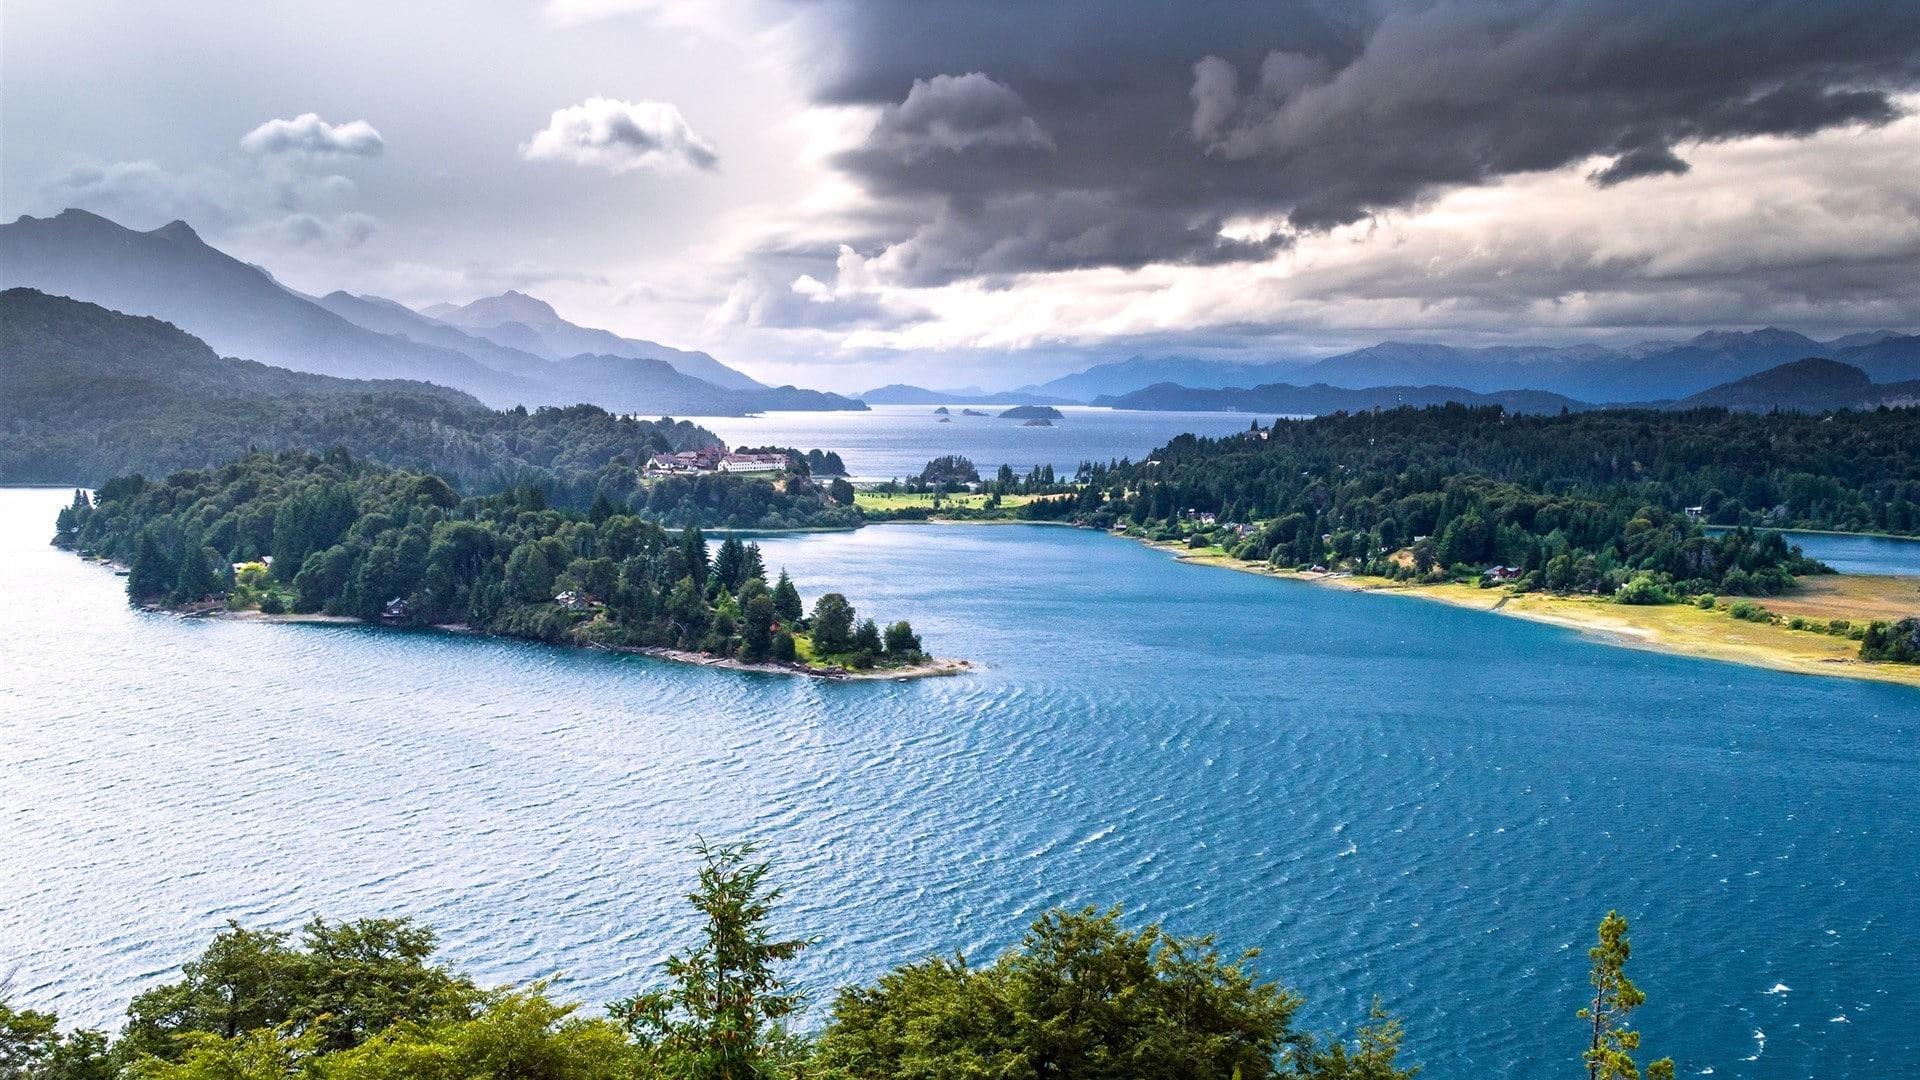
[54,452,920,673]
[0,842,1677,1080]
[1067,405,1920,598]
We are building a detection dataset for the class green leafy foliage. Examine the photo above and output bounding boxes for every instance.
[1860,617,1920,663]
[813,906,1306,1080]
[119,918,476,1061]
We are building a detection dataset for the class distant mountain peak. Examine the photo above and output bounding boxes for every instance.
[458,290,561,326]
[1825,329,1906,350]
[1738,355,1868,385]
[1688,327,1820,350]
[150,219,203,244]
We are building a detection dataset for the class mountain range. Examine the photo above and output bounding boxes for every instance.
[975,330,1920,405]
[0,209,864,416]
[858,383,1078,406]
[1669,357,1920,412]
[1099,357,1920,416]
[1099,382,1589,415]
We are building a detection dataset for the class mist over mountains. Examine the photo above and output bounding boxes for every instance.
[0,209,863,416]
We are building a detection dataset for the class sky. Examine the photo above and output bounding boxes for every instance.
[5,0,1919,391]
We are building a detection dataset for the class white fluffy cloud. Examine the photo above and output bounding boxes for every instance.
[240,113,385,157]
[520,97,719,173]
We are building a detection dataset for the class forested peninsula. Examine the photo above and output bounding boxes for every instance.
[54,452,953,679]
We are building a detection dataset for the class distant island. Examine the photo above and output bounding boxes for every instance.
[999,404,1064,420]
[53,453,962,680]
[961,408,989,416]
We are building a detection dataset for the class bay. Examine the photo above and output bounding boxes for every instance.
[680,404,1263,481]
[2,487,1916,1078]
[1756,530,1920,577]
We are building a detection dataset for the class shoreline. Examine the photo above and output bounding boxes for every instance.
[188,605,972,681]
[1144,540,1920,688]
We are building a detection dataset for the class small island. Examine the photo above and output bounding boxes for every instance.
[932,406,950,414]
[960,408,989,416]
[53,453,965,680]
[999,404,1064,420]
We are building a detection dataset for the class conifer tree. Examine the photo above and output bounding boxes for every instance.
[615,841,810,1080]
[771,571,803,624]
[1580,911,1673,1080]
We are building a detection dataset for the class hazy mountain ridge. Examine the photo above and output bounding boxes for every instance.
[0,210,542,407]
[0,209,865,416]
[1101,381,1591,415]
[1021,329,1919,404]
[428,290,765,391]
[1672,358,1920,412]
[1,286,480,410]
[858,383,1078,406]
[1098,357,1920,417]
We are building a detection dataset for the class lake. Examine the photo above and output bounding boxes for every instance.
[1751,530,1920,577]
[2,487,1916,1078]
[682,404,1262,481]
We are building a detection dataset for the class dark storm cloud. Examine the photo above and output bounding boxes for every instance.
[860,73,1055,160]
[1588,144,1691,186]
[791,0,1920,282]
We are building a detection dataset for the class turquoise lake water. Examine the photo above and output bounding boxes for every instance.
[2,486,1916,1077]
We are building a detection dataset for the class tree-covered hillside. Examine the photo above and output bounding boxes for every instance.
[0,288,723,492]
[1078,404,1920,598]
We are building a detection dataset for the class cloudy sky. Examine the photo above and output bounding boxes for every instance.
[6,0,1919,390]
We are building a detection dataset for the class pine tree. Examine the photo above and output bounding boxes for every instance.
[771,571,803,624]
[680,528,710,590]
[614,841,810,1080]
[1580,912,1673,1080]
[127,529,176,603]
[714,536,747,593]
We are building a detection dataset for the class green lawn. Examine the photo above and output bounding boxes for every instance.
[854,491,1055,511]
